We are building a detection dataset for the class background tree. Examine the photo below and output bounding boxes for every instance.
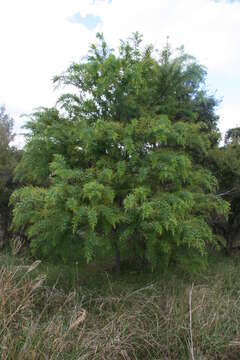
[11,34,228,272]
[224,127,240,145]
[0,105,20,245]
[209,128,240,251]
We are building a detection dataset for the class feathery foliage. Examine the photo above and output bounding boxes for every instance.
[11,34,228,272]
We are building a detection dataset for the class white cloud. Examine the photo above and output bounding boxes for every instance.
[101,0,240,74]
[0,0,239,143]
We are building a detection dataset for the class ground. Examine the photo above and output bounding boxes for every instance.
[1,248,240,359]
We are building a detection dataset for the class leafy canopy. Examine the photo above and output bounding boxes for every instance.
[11,34,228,271]
[225,127,240,145]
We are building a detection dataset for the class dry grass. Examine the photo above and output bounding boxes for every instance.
[1,255,240,359]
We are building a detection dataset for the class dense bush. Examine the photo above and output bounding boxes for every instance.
[11,34,228,272]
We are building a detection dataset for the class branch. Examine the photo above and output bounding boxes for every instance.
[217,188,238,197]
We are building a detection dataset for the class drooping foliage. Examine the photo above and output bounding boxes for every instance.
[11,34,228,272]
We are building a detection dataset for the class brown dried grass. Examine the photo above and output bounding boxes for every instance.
[1,257,240,359]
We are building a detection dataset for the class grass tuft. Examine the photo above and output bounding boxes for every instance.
[0,254,240,359]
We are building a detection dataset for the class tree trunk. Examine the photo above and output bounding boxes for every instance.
[114,241,121,276]
[0,214,9,248]
[227,237,233,254]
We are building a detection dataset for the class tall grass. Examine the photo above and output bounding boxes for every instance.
[1,253,240,359]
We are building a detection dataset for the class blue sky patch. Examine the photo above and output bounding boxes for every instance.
[69,12,102,30]
[92,0,112,3]
[214,0,240,2]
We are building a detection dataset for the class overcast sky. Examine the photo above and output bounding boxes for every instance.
[0,0,239,146]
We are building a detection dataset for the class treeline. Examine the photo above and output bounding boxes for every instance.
[0,106,21,245]
[1,33,240,274]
